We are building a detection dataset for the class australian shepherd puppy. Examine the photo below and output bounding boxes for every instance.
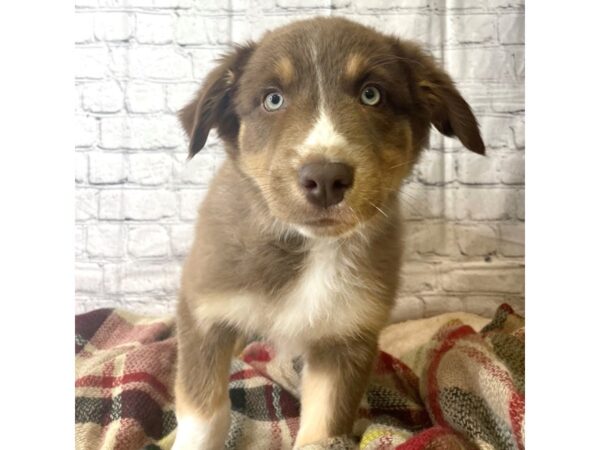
[173,17,484,450]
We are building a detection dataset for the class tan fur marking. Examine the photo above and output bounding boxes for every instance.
[275,57,295,86]
[238,121,246,148]
[345,53,365,79]
[224,69,235,86]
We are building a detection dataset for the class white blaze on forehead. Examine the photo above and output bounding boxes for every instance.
[298,41,349,156]
[300,109,348,156]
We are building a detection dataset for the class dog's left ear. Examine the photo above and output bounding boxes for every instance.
[400,41,485,155]
[179,43,255,159]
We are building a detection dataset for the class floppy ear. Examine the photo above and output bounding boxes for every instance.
[401,42,485,155]
[179,43,255,159]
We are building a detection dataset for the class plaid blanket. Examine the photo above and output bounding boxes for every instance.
[75,304,524,450]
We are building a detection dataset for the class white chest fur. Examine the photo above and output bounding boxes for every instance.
[270,239,364,339]
[194,238,383,348]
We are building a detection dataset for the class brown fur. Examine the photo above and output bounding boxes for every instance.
[173,17,484,449]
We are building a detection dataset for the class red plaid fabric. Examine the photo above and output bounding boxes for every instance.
[75,304,524,449]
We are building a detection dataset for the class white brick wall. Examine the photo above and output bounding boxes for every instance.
[75,0,525,318]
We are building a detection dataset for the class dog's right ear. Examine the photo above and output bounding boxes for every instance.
[397,41,485,155]
[179,43,255,159]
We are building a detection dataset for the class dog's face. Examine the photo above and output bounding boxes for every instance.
[180,18,484,237]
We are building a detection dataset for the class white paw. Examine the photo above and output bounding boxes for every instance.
[172,402,231,450]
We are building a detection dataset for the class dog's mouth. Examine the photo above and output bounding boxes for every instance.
[295,212,363,237]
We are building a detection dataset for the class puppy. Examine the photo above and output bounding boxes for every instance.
[173,17,484,450]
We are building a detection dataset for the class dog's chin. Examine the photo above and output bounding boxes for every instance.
[266,197,376,239]
[293,219,360,239]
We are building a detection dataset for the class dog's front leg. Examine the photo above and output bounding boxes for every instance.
[173,302,237,450]
[294,334,378,448]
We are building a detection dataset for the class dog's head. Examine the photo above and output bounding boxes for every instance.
[180,17,484,237]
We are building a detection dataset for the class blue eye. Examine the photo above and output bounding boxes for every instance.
[360,86,381,106]
[263,91,284,111]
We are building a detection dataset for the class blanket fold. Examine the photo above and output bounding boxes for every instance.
[75,304,524,450]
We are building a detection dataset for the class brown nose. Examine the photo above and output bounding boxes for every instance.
[299,162,354,208]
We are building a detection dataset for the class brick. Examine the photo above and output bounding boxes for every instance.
[515,189,524,220]
[135,13,174,44]
[500,152,524,184]
[389,296,425,322]
[75,152,88,184]
[498,222,524,257]
[188,48,228,81]
[94,12,132,41]
[98,190,122,220]
[498,13,524,44]
[153,0,192,7]
[75,225,85,257]
[448,14,496,44]
[454,223,498,256]
[128,46,191,80]
[175,15,230,45]
[512,47,524,81]
[76,298,120,315]
[75,46,109,79]
[165,82,199,113]
[124,189,177,220]
[461,295,505,317]
[456,151,498,184]
[276,0,331,7]
[179,189,207,220]
[119,298,176,315]
[75,13,95,43]
[82,80,124,113]
[100,115,182,149]
[441,262,524,293]
[174,149,217,185]
[128,225,170,257]
[458,83,523,114]
[76,189,98,220]
[399,262,439,293]
[231,14,315,42]
[230,0,277,12]
[75,0,97,6]
[96,0,149,7]
[416,151,454,185]
[352,0,429,9]
[128,153,172,185]
[171,224,194,256]
[331,13,443,47]
[100,189,177,220]
[490,85,524,113]
[89,152,126,184]
[479,115,520,149]
[107,46,129,78]
[330,0,352,8]
[399,185,446,220]
[404,222,454,257]
[76,115,98,148]
[504,295,524,316]
[445,47,518,83]
[87,224,124,257]
[512,117,525,150]
[440,0,485,9]
[125,82,165,113]
[454,188,517,220]
[488,0,524,7]
[104,262,180,294]
[76,263,103,293]
[422,295,465,317]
